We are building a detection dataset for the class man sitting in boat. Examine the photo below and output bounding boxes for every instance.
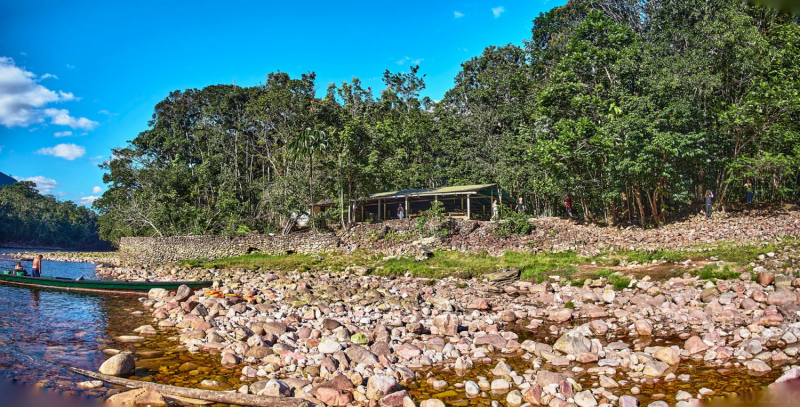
[14,261,24,272]
[31,255,42,278]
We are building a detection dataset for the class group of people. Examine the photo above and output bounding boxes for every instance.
[12,255,43,277]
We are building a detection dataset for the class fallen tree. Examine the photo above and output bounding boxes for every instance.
[64,365,311,407]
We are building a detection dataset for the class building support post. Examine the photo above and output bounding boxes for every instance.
[405,197,410,217]
[467,195,471,220]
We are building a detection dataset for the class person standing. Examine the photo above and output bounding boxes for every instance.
[515,197,525,213]
[31,254,43,277]
[491,199,499,221]
[705,190,714,219]
[397,204,405,219]
[564,195,573,218]
[744,179,753,204]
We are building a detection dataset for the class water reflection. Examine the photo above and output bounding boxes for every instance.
[0,248,151,398]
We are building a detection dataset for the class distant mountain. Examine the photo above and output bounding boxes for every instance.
[0,172,16,187]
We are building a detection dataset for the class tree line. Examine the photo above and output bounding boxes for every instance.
[0,182,107,249]
[95,0,800,244]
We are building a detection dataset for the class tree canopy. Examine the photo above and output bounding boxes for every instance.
[0,182,107,249]
[96,0,800,243]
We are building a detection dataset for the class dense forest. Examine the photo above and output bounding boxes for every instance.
[0,182,107,249]
[95,0,800,243]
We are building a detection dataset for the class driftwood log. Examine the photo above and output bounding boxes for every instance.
[65,366,312,407]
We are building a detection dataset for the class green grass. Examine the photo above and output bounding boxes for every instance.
[693,264,741,281]
[178,238,792,283]
[591,268,631,290]
[180,249,592,282]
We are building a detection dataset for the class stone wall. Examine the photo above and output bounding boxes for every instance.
[119,233,340,266]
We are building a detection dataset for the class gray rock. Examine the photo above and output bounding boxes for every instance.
[99,353,135,376]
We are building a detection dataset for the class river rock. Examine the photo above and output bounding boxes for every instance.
[260,379,291,397]
[684,336,710,355]
[106,388,167,406]
[147,288,169,300]
[575,390,598,407]
[346,345,379,365]
[554,330,591,355]
[319,339,343,354]
[367,374,398,400]
[99,353,135,375]
[174,284,193,302]
[484,268,520,286]
[654,347,680,365]
[432,313,459,336]
[768,290,797,306]
[643,361,670,377]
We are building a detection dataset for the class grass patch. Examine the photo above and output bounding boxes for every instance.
[591,268,631,290]
[693,264,741,281]
[180,249,593,282]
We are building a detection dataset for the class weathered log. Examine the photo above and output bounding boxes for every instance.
[64,365,311,407]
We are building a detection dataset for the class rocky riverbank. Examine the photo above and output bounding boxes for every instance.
[90,242,800,407]
[9,250,119,266]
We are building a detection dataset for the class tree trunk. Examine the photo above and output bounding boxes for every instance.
[634,187,647,227]
[65,366,310,407]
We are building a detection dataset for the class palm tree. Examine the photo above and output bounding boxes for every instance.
[288,127,330,230]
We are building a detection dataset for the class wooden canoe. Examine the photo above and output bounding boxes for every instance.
[0,271,211,294]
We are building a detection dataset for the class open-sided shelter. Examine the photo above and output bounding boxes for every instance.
[312,183,515,222]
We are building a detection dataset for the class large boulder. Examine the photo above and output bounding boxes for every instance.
[99,353,135,376]
[553,330,591,356]
[147,288,168,300]
[432,313,459,336]
[173,284,193,302]
[367,375,398,400]
[346,345,379,365]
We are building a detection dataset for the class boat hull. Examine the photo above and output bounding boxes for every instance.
[0,273,211,294]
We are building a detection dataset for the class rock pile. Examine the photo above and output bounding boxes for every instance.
[94,241,800,406]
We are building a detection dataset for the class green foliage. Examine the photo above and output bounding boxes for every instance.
[494,205,535,237]
[564,301,575,309]
[416,201,448,237]
[97,0,800,237]
[0,182,107,249]
[593,268,631,290]
[694,265,741,281]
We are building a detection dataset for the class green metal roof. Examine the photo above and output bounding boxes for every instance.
[367,183,514,202]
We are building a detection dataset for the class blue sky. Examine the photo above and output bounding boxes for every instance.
[0,0,564,206]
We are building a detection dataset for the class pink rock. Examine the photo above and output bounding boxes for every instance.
[684,336,710,355]
[380,390,410,407]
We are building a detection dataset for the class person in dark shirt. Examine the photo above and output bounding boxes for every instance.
[705,190,714,219]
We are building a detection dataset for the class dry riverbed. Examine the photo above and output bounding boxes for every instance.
[84,243,800,407]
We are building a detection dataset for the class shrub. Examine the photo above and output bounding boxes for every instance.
[494,205,535,237]
[416,201,449,237]
[564,301,575,309]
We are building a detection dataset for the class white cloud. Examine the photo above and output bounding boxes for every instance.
[39,73,57,80]
[454,11,465,18]
[0,57,98,130]
[92,186,102,194]
[66,64,75,69]
[43,108,98,130]
[36,143,86,160]
[54,130,73,137]
[97,109,117,116]
[76,196,99,206]
[12,175,58,194]
[20,52,27,56]
[492,6,505,18]
[396,56,424,65]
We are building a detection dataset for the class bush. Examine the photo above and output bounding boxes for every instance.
[311,208,339,231]
[494,205,535,237]
[416,201,449,237]
[564,301,575,309]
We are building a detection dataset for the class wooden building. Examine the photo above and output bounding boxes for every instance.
[312,183,515,222]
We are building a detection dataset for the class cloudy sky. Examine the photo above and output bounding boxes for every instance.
[0,0,563,207]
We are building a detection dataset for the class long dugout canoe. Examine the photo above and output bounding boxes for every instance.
[0,271,211,294]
